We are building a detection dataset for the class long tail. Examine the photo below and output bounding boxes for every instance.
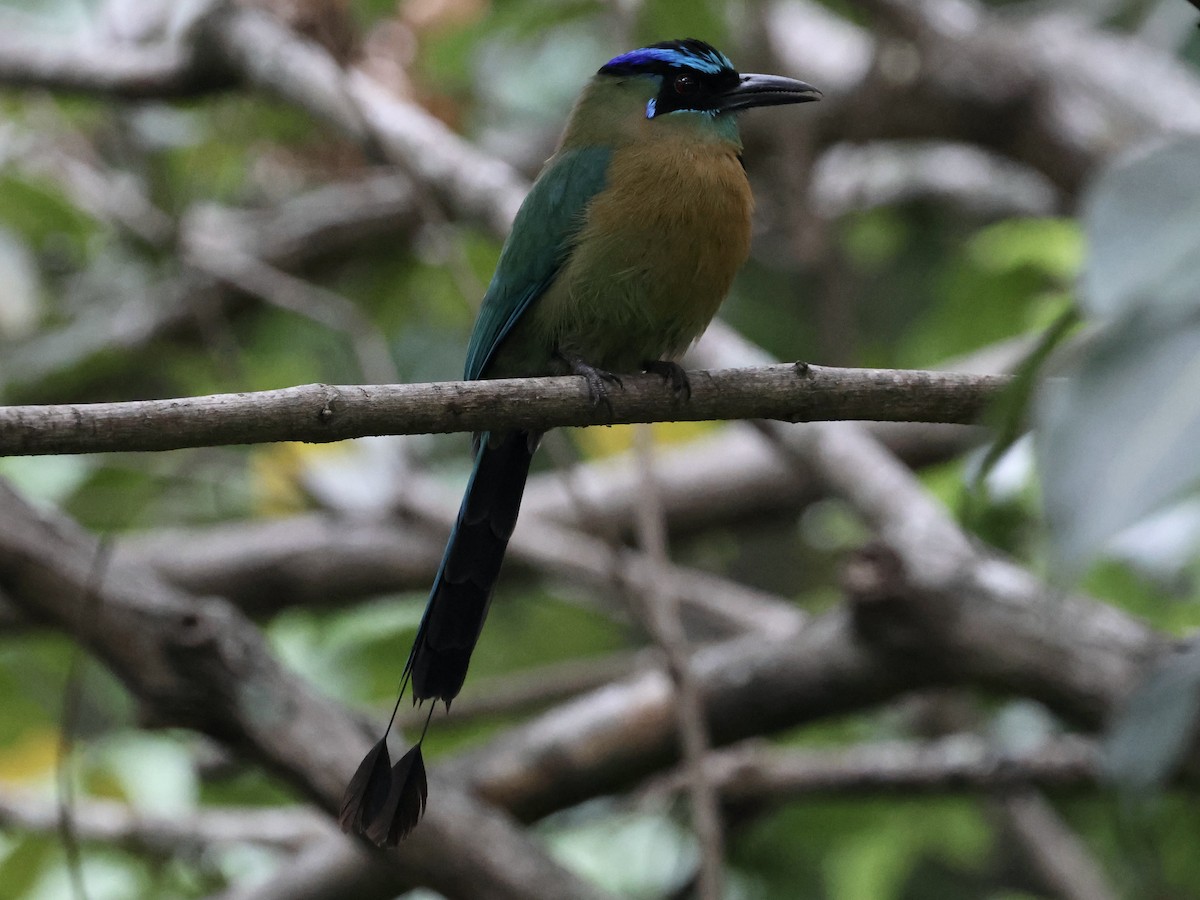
[340,429,536,845]
[405,429,537,703]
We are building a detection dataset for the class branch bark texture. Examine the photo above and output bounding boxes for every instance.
[0,481,613,900]
[0,365,1006,456]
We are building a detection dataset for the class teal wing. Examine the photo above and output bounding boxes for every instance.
[464,145,612,382]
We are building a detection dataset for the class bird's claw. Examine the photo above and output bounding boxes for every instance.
[643,360,691,401]
[560,354,623,414]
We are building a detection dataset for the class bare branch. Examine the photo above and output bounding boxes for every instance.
[1001,790,1119,900]
[202,7,380,155]
[184,244,398,385]
[812,140,1062,219]
[0,33,227,98]
[205,837,397,900]
[696,327,1160,728]
[118,514,444,614]
[0,365,1006,457]
[454,573,1156,823]
[630,426,725,899]
[0,171,423,397]
[90,410,981,622]
[825,0,1200,192]
[178,173,422,271]
[396,465,807,637]
[0,790,331,854]
[646,734,1101,804]
[397,651,656,730]
[0,117,175,246]
[0,481,614,900]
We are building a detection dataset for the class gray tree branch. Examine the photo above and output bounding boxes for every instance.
[0,790,331,853]
[0,31,225,98]
[452,569,1156,824]
[646,734,1101,805]
[0,481,613,900]
[0,364,1006,457]
[1001,790,1119,900]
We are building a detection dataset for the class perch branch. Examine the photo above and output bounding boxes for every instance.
[0,365,1006,457]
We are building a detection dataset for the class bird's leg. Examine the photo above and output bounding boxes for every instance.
[643,359,691,401]
[557,351,624,412]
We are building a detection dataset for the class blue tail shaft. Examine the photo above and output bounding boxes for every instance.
[404,430,536,704]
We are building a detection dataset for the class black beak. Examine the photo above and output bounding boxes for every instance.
[719,73,821,112]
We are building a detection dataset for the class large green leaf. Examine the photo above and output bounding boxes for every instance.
[1104,641,1200,790]
[1081,139,1200,322]
[1038,316,1200,573]
[1036,138,1200,575]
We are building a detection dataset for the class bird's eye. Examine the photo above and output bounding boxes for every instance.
[673,74,698,94]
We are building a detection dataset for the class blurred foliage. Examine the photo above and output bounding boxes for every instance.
[733,798,990,900]
[0,0,1198,897]
[1038,139,1200,577]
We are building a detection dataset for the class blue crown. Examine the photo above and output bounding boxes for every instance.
[599,39,734,77]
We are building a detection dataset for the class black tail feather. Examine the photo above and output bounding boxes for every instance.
[407,430,536,703]
[341,430,536,846]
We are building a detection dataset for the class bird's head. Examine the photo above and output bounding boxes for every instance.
[596,38,820,122]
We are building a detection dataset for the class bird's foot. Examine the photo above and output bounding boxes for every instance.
[643,360,691,401]
[559,353,623,413]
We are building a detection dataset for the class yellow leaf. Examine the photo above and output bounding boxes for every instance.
[571,420,721,459]
[250,441,356,516]
[0,727,59,784]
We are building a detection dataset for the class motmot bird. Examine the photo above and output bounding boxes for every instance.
[340,38,819,845]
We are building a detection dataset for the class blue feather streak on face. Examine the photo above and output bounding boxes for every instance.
[646,98,721,119]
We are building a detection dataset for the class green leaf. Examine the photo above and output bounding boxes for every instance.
[976,304,1079,487]
[543,807,698,898]
[1036,136,1200,576]
[899,218,1079,367]
[968,217,1082,282]
[1104,641,1200,790]
[0,227,41,338]
[0,174,98,247]
[92,732,198,816]
[1036,314,1200,574]
[0,456,92,509]
[1082,138,1200,322]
